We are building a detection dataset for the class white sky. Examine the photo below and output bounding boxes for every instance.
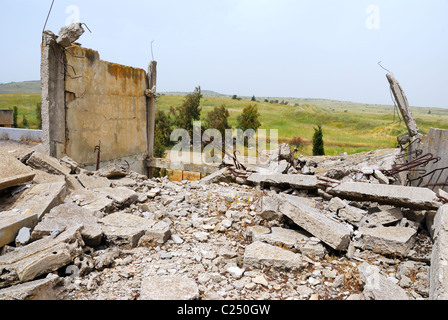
[0,0,447,108]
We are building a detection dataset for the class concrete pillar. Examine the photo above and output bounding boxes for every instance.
[40,31,66,159]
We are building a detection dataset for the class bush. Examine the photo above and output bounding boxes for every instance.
[36,102,42,129]
[13,106,18,128]
[204,105,231,137]
[153,110,173,158]
[312,125,325,156]
[289,136,306,151]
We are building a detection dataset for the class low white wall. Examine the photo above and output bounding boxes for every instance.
[0,127,42,142]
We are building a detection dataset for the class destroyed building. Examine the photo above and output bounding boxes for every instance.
[1,24,448,301]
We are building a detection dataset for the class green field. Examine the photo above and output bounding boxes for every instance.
[2,91,448,156]
[157,93,448,156]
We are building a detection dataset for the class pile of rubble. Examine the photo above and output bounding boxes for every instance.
[1,141,447,300]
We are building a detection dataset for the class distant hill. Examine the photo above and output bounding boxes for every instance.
[0,81,40,94]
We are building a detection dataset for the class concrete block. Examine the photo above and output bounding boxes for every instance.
[0,154,35,191]
[56,23,85,47]
[31,203,103,247]
[69,189,114,213]
[99,212,156,248]
[353,227,417,256]
[141,275,199,300]
[182,171,201,182]
[0,225,84,288]
[243,241,305,270]
[327,197,347,212]
[12,182,67,220]
[430,204,448,300]
[338,206,367,227]
[328,182,442,210]
[247,173,319,190]
[254,196,281,220]
[278,194,352,251]
[0,211,38,248]
[146,220,172,244]
[95,163,130,179]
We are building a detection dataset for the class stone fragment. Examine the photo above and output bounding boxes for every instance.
[140,275,199,300]
[338,206,367,227]
[56,23,85,47]
[60,156,80,174]
[0,154,35,191]
[353,227,417,256]
[430,204,448,300]
[243,241,305,270]
[227,266,245,279]
[327,197,347,212]
[69,189,114,213]
[0,211,38,248]
[12,182,67,220]
[94,187,138,206]
[373,170,389,184]
[146,221,172,244]
[31,203,103,247]
[328,182,441,210]
[0,274,61,300]
[15,227,31,247]
[362,206,404,227]
[358,262,410,300]
[95,163,130,179]
[77,174,111,190]
[0,225,84,288]
[278,194,352,251]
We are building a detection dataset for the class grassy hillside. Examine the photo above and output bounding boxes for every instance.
[2,89,447,157]
[0,81,40,94]
[157,94,448,156]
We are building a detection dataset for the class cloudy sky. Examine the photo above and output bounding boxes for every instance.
[0,0,447,108]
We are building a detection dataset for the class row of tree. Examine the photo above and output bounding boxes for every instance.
[154,87,263,158]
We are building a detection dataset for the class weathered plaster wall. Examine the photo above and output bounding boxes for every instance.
[0,110,13,127]
[63,45,148,174]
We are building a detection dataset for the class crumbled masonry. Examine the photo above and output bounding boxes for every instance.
[0,139,446,300]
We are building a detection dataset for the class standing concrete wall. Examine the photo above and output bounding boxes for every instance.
[41,31,153,175]
[64,45,148,174]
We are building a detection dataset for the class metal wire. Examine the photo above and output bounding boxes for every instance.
[43,0,55,33]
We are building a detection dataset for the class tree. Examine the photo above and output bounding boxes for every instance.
[170,86,202,133]
[251,95,256,102]
[237,104,261,134]
[204,105,231,137]
[312,125,325,156]
[22,115,29,128]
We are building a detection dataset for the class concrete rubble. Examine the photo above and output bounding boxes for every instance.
[0,141,446,301]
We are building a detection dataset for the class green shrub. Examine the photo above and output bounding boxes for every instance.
[312,125,325,156]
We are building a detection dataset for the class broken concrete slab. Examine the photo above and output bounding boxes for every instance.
[353,227,417,256]
[26,151,71,176]
[278,194,352,251]
[77,174,111,190]
[99,212,156,249]
[56,22,85,47]
[253,227,309,248]
[243,241,305,270]
[0,211,38,248]
[363,206,404,227]
[0,273,61,300]
[200,167,230,184]
[358,262,410,300]
[12,182,67,220]
[0,154,35,191]
[0,225,84,288]
[69,189,114,214]
[247,173,319,190]
[145,220,172,244]
[430,204,448,300]
[328,182,442,210]
[140,275,199,300]
[31,203,103,247]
